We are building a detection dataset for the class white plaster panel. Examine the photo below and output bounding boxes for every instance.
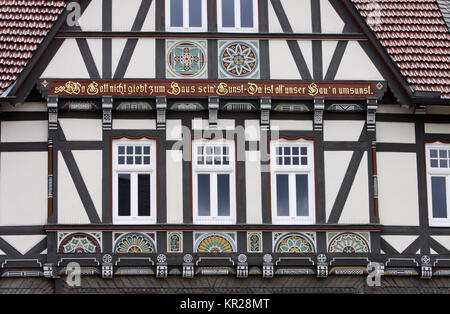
[112,0,142,31]
[431,236,450,251]
[141,0,156,31]
[57,152,90,224]
[124,39,155,78]
[166,119,182,140]
[1,102,47,112]
[72,150,102,221]
[335,41,383,80]
[269,40,301,79]
[0,152,47,226]
[192,119,235,130]
[381,235,419,254]
[323,120,364,141]
[1,121,47,142]
[298,41,313,76]
[0,235,46,255]
[427,106,450,115]
[339,152,370,224]
[112,39,128,77]
[376,104,413,114]
[87,38,102,76]
[377,152,420,226]
[78,0,102,31]
[112,119,156,130]
[268,1,283,33]
[324,151,353,221]
[41,39,89,78]
[270,120,313,131]
[245,120,260,141]
[320,0,345,33]
[246,151,262,224]
[322,40,338,78]
[376,122,416,143]
[166,150,183,224]
[425,123,450,134]
[281,0,312,33]
[59,119,103,141]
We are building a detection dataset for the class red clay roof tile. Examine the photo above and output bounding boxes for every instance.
[352,0,450,99]
[0,0,65,95]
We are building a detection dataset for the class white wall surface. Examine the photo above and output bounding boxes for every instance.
[1,121,47,142]
[59,119,102,141]
[166,150,183,224]
[0,152,48,226]
[377,152,420,226]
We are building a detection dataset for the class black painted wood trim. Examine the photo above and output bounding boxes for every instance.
[379,237,400,255]
[59,127,101,224]
[24,237,48,256]
[76,38,101,79]
[113,0,153,79]
[270,0,312,80]
[327,129,366,223]
[0,142,48,152]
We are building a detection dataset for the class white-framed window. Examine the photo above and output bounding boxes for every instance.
[426,142,450,227]
[270,138,315,224]
[165,0,208,31]
[192,138,236,224]
[217,0,258,32]
[112,138,157,224]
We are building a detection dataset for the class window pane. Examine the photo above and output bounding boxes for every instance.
[135,146,142,154]
[296,174,309,216]
[217,174,230,216]
[431,159,438,168]
[222,0,235,27]
[276,174,289,216]
[189,0,202,27]
[432,177,447,218]
[198,174,211,216]
[240,0,253,27]
[170,0,183,27]
[118,174,131,216]
[118,146,125,154]
[138,174,151,216]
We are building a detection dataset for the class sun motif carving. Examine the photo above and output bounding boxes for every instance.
[197,235,233,253]
[274,233,315,253]
[220,42,258,77]
[328,232,370,253]
[114,233,156,253]
[58,232,101,254]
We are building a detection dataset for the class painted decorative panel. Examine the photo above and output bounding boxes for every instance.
[273,232,316,253]
[247,232,263,253]
[167,232,183,253]
[218,40,259,79]
[113,232,156,253]
[166,40,207,79]
[193,232,237,253]
[327,232,371,253]
[57,232,102,254]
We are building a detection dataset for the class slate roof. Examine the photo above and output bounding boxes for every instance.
[0,0,66,95]
[352,0,450,99]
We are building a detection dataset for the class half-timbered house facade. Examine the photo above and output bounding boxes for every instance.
[0,0,449,293]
